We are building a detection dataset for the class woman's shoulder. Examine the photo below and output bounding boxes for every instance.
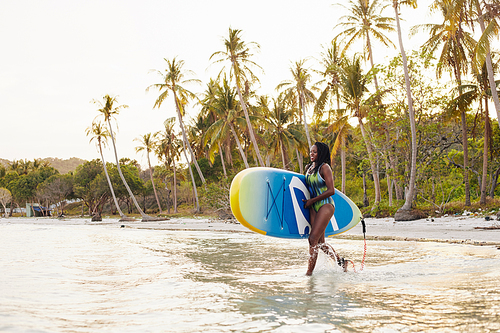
[319,163,332,177]
[320,162,332,172]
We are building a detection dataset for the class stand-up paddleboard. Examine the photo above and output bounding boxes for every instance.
[230,167,362,239]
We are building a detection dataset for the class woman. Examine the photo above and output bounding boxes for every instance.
[302,142,346,275]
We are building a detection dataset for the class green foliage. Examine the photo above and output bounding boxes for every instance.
[192,157,225,186]
[199,179,231,213]
[73,160,108,213]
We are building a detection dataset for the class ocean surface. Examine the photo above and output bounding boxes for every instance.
[1,219,499,332]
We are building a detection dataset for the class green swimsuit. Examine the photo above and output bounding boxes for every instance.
[305,163,335,212]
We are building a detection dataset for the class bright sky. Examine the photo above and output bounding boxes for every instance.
[1,0,435,168]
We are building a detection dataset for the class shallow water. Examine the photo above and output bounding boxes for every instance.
[0,220,499,332]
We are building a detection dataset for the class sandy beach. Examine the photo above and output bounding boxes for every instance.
[122,215,500,246]
[5,214,498,247]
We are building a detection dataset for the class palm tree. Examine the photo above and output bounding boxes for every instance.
[210,28,265,167]
[466,0,500,127]
[340,56,382,208]
[259,95,297,169]
[86,121,131,221]
[447,56,498,204]
[199,78,234,176]
[204,77,250,169]
[315,41,353,193]
[156,117,182,214]
[315,41,345,118]
[93,94,155,221]
[334,0,396,90]
[413,0,477,206]
[326,109,353,193]
[147,57,204,213]
[392,0,419,216]
[277,59,317,148]
[135,132,163,214]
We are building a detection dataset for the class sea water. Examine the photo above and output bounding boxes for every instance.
[0,219,499,332]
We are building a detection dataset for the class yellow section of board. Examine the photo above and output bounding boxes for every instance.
[230,168,267,236]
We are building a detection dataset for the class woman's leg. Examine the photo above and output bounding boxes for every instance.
[306,204,334,275]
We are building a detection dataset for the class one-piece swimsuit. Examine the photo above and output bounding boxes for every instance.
[305,163,335,212]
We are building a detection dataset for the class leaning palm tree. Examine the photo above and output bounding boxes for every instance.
[147,57,204,213]
[340,56,382,209]
[135,132,163,214]
[93,94,155,221]
[210,28,265,167]
[86,121,132,221]
[413,0,477,206]
[334,0,396,90]
[392,0,419,217]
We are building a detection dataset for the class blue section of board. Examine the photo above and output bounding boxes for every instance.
[230,167,362,239]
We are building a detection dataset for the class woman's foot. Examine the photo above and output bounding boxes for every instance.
[337,257,348,272]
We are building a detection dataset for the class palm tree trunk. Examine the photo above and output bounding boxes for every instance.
[384,126,393,207]
[386,159,393,207]
[358,117,381,208]
[480,98,489,205]
[341,141,346,193]
[300,93,312,147]
[455,68,471,206]
[279,138,287,170]
[233,77,265,167]
[172,91,200,213]
[366,36,379,91]
[366,32,386,200]
[218,142,227,178]
[107,119,150,219]
[394,1,417,211]
[173,158,178,213]
[362,171,369,207]
[229,123,249,168]
[172,90,206,186]
[98,141,127,219]
[147,152,163,214]
[296,149,304,174]
[476,3,500,128]
[181,141,200,213]
[460,108,471,206]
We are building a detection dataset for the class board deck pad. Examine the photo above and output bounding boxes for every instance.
[230,167,362,239]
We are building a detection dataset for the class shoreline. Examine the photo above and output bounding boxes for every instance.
[2,215,499,247]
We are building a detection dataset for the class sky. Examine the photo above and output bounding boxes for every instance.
[0,0,436,168]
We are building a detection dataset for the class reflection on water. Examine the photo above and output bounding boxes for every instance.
[0,220,499,332]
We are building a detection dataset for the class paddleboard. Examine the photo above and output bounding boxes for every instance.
[230,167,362,239]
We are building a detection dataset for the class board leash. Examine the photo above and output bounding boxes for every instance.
[348,218,367,273]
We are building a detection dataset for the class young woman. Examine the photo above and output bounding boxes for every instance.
[302,142,346,275]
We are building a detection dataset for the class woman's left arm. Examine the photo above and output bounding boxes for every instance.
[320,163,335,197]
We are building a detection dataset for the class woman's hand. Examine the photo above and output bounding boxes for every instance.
[302,199,313,209]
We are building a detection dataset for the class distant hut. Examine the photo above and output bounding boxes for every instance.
[26,203,51,217]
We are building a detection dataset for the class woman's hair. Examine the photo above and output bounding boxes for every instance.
[308,142,331,174]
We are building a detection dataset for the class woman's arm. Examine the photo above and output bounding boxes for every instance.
[303,164,335,209]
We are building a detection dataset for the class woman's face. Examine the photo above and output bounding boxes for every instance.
[310,145,318,162]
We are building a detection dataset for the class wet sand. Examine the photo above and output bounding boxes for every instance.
[2,215,499,247]
[98,215,500,247]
